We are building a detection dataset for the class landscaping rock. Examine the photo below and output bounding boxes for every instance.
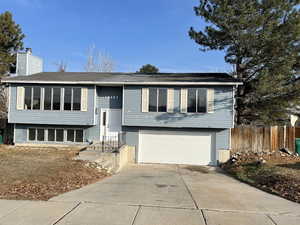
[258,158,266,164]
[229,156,238,164]
[279,148,293,155]
[221,151,300,204]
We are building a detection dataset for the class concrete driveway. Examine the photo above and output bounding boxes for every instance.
[0,164,299,225]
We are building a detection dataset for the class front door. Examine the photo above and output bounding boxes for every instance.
[100,109,122,141]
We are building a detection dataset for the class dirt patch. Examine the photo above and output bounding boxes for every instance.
[0,145,108,201]
[221,151,300,203]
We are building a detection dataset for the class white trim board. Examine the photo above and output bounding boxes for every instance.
[2,80,243,86]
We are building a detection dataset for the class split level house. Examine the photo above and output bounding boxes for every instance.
[2,51,242,166]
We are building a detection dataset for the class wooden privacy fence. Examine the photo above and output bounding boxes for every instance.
[231,126,300,153]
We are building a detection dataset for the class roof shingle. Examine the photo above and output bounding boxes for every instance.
[2,72,242,85]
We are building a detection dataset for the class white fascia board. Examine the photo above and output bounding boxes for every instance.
[2,80,243,86]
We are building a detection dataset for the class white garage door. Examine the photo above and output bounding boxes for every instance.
[138,130,215,165]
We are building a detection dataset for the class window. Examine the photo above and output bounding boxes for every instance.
[72,88,81,111]
[23,87,84,111]
[75,130,84,142]
[44,87,52,110]
[149,88,157,112]
[37,129,44,141]
[187,88,207,113]
[28,128,84,143]
[64,88,72,110]
[28,128,36,141]
[102,112,107,126]
[28,128,44,141]
[56,129,64,142]
[66,129,83,142]
[148,88,167,112]
[67,130,75,142]
[158,89,167,112]
[187,89,197,113]
[48,129,55,141]
[24,87,32,110]
[53,88,61,110]
[32,87,41,110]
[197,89,207,113]
[64,87,81,111]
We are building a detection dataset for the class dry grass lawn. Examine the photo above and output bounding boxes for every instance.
[0,145,108,201]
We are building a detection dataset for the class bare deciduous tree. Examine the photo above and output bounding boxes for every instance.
[84,45,115,72]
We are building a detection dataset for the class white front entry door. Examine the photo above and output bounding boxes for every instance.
[138,130,215,165]
[100,109,122,141]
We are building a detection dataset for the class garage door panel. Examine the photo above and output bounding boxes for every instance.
[139,130,215,165]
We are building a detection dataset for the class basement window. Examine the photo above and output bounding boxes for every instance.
[56,129,64,142]
[37,129,45,141]
[28,128,36,141]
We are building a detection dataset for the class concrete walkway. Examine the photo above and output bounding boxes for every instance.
[0,164,299,225]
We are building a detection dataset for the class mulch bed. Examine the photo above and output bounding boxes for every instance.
[221,151,300,203]
[0,146,108,201]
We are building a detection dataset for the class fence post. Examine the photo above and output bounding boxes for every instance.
[284,125,286,148]
[270,126,278,152]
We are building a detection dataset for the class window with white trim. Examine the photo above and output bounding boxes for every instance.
[20,86,86,112]
[28,128,36,141]
[66,129,84,143]
[64,88,72,110]
[48,129,55,141]
[33,87,41,110]
[37,129,45,141]
[148,88,167,112]
[28,128,45,141]
[24,87,32,110]
[63,87,81,111]
[75,130,84,142]
[24,87,42,110]
[53,88,61,110]
[27,128,84,143]
[73,88,81,111]
[56,129,64,142]
[187,88,207,113]
[44,87,52,110]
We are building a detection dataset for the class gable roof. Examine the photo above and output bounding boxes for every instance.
[1,72,242,86]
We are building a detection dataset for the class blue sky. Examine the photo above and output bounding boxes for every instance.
[1,0,230,73]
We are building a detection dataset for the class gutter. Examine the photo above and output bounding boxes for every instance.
[1,80,243,86]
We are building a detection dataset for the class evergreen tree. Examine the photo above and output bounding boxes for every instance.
[138,64,159,73]
[0,11,25,76]
[189,0,300,125]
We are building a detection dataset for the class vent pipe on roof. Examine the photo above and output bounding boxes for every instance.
[25,48,32,55]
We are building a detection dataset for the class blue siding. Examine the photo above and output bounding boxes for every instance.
[216,129,230,150]
[14,124,27,143]
[123,86,234,129]
[9,84,95,126]
[122,126,139,147]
